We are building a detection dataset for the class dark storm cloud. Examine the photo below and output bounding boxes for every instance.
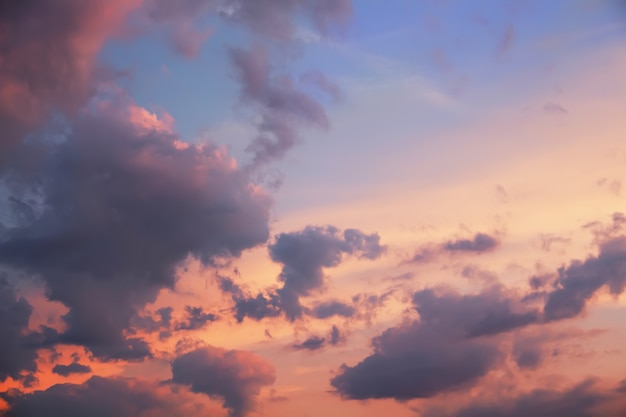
[435,379,626,417]
[3,376,210,417]
[544,236,626,321]
[0,114,271,360]
[331,286,539,400]
[0,0,137,169]
[171,346,276,417]
[311,300,356,319]
[0,278,38,384]
[51,362,92,377]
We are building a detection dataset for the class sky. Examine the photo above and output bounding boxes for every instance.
[1,1,626,416]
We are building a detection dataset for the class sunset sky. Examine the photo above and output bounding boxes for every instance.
[1,1,626,416]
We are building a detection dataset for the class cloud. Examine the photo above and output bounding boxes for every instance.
[0,111,271,361]
[433,379,626,417]
[0,0,140,169]
[175,306,219,331]
[51,363,92,377]
[539,234,571,252]
[496,25,516,58]
[270,226,385,320]
[431,48,453,72]
[0,0,353,169]
[583,212,626,244]
[144,0,215,58]
[443,233,500,254]
[543,236,626,321]
[292,336,326,351]
[223,226,385,322]
[511,335,543,370]
[171,346,276,417]
[411,232,500,263]
[144,0,353,58]
[219,0,352,39]
[329,324,344,345]
[230,45,330,168]
[543,102,568,116]
[413,287,539,339]
[300,70,343,102]
[597,178,622,197]
[3,376,217,417]
[332,223,626,402]
[311,300,356,319]
[218,277,282,323]
[291,325,344,351]
[331,322,501,400]
[0,278,39,384]
[331,286,538,400]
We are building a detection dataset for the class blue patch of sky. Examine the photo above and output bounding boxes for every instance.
[96,1,624,156]
[98,15,251,143]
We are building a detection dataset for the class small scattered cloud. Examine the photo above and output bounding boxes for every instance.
[543,102,568,116]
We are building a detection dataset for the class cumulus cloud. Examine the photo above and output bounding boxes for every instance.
[543,236,626,321]
[270,226,385,320]
[332,221,626,402]
[331,286,539,400]
[171,346,276,417]
[0,1,356,414]
[222,226,385,321]
[0,0,142,169]
[431,379,626,417]
[0,112,271,360]
[3,376,217,417]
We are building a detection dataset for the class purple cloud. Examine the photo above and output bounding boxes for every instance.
[171,346,276,417]
[0,112,271,360]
